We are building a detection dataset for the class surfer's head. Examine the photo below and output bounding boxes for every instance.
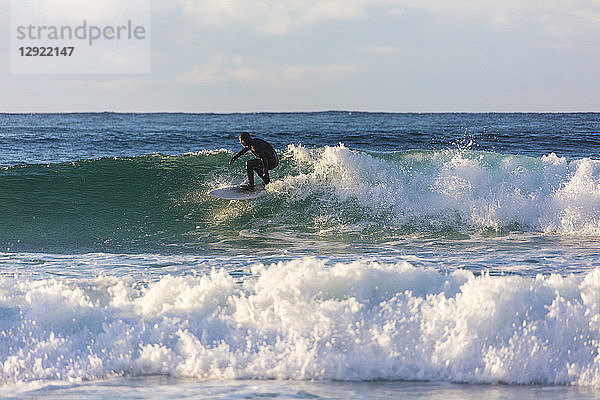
[239,132,252,147]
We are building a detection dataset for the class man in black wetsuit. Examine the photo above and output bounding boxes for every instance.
[229,132,279,188]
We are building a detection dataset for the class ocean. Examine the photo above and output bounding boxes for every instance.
[1,112,600,399]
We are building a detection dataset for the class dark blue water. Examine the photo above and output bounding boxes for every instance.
[1,112,599,166]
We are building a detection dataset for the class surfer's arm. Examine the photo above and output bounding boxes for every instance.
[229,148,249,165]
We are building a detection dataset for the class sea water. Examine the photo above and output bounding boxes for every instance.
[1,112,600,399]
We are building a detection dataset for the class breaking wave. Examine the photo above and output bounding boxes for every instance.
[3,258,600,386]
[0,145,599,253]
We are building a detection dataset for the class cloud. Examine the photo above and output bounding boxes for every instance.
[178,55,357,86]
[179,63,223,84]
[178,0,396,34]
[61,78,146,92]
[177,56,247,84]
[173,0,600,38]
[13,0,150,24]
[281,63,356,80]
[359,45,410,56]
[399,0,600,35]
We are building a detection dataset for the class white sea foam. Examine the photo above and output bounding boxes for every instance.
[3,258,600,387]
[270,145,600,235]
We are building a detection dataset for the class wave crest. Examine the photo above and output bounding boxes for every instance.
[272,145,600,235]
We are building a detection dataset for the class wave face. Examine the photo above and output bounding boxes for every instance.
[2,258,600,385]
[1,146,599,253]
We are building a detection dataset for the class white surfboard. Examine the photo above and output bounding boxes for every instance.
[209,184,266,200]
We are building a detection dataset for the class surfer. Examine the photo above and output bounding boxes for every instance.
[229,132,279,187]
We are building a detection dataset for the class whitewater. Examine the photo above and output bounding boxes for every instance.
[1,112,600,399]
[4,258,600,386]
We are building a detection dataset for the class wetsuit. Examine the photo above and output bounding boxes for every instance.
[230,138,279,186]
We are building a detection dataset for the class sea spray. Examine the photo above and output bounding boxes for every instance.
[274,145,600,235]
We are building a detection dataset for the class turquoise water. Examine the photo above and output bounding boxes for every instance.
[1,112,600,398]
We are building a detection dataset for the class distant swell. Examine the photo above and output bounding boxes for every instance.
[1,146,599,253]
[3,259,600,386]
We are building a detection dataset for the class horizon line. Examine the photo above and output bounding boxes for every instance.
[1,110,599,115]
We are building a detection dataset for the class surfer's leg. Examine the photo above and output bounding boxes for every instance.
[255,160,270,184]
[253,160,270,185]
[246,160,255,186]
[258,159,273,185]
[246,159,263,187]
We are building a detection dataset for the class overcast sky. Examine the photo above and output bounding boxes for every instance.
[1,0,599,112]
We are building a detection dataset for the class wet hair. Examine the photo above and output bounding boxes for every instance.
[239,132,252,145]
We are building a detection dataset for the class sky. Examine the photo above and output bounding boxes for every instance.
[1,0,600,112]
